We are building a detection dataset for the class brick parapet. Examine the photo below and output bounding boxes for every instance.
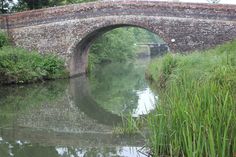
[1,1,236,29]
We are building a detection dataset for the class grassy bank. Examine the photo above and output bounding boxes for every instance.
[146,40,236,156]
[0,46,68,84]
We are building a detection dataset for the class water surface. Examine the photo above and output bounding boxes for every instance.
[0,58,157,157]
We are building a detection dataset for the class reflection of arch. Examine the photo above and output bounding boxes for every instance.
[69,23,171,76]
[69,75,122,125]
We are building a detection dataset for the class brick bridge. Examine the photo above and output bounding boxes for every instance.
[0,1,236,76]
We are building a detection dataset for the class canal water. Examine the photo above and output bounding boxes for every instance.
[0,58,157,157]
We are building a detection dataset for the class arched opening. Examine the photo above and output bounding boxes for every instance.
[69,25,169,118]
[69,24,170,76]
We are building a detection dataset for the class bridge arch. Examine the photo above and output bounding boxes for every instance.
[1,1,236,77]
[68,22,172,76]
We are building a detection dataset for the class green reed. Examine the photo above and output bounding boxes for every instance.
[146,40,236,156]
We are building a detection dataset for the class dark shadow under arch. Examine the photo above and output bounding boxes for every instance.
[69,75,122,125]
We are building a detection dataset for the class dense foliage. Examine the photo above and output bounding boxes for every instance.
[146,40,236,156]
[88,27,163,71]
[0,0,13,13]
[0,0,96,13]
[0,47,68,84]
[12,0,95,11]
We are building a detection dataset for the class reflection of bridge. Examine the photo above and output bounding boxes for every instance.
[1,127,144,148]
[1,1,236,76]
[0,76,148,157]
[70,75,123,126]
[0,76,143,149]
[136,43,169,57]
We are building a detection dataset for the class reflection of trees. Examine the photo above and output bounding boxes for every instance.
[0,140,59,157]
[89,62,147,115]
[0,139,123,157]
[13,146,59,157]
[0,80,68,126]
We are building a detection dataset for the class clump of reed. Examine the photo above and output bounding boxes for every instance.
[146,40,236,156]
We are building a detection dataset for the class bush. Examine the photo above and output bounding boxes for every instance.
[0,46,69,84]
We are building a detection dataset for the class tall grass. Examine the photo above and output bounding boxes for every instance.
[146,40,236,156]
[113,114,145,135]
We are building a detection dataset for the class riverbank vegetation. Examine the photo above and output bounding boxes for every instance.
[0,31,68,85]
[88,27,163,72]
[145,40,236,156]
[113,114,144,135]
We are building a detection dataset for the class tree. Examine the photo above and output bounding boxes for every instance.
[207,0,220,4]
[14,0,96,11]
[16,0,53,10]
[90,28,138,63]
[0,0,13,14]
